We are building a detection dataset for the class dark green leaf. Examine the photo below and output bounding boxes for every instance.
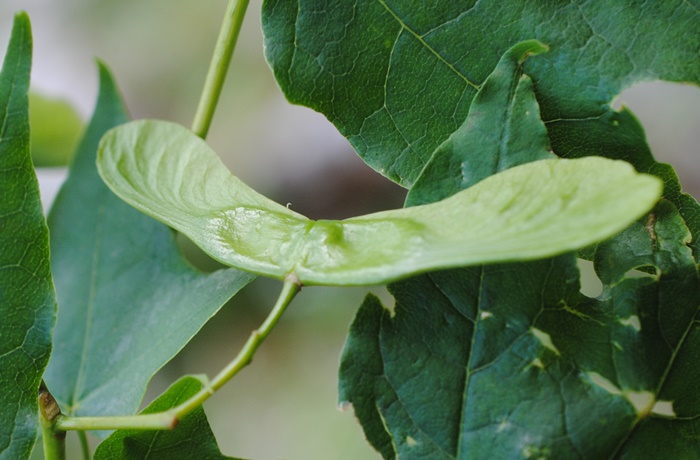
[545,107,700,262]
[42,63,254,436]
[93,376,243,460]
[406,40,553,205]
[341,220,700,458]
[0,13,56,460]
[97,118,660,286]
[338,16,700,458]
[263,0,699,186]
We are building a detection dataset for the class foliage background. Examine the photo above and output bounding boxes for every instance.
[0,1,697,458]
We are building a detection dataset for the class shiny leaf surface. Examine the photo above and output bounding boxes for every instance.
[263,0,699,186]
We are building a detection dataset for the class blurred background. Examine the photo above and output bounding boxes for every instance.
[0,1,697,459]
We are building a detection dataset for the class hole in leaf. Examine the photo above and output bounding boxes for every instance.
[651,400,676,417]
[405,436,418,447]
[577,259,603,298]
[623,268,656,280]
[618,315,641,332]
[586,372,621,395]
[625,390,655,416]
[530,327,560,355]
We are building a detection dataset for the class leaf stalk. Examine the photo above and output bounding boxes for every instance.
[53,279,300,432]
[39,382,66,460]
[170,278,300,417]
[77,431,90,460]
[191,0,250,139]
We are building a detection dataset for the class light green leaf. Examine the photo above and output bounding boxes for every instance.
[97,119,661,286]
[0,13,56,460]
[263,0,699,187]
[42,63,254,436]
[93,376,243,460]
[340,204,700,458]
[29,92,83,167]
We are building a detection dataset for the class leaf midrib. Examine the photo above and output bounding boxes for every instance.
[69,197,106,413]
[454,266,482,459]
[0,21,28,150]
[608,297,700,458]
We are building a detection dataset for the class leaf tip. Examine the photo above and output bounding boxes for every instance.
[14,10,31,24]
[509,39,550,63]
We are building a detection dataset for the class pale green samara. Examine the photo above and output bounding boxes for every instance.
[97,120,661,286]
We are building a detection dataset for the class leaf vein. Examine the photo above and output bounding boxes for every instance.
[375,0,479,90]
[70,198,106,413]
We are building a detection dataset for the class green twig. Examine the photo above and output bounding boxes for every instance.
[55,412,177,432]
[78,431,90,460]
[55,278,301,432]
[191,0,251,139]
[39,382,66,460]
[171,278,300,417]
